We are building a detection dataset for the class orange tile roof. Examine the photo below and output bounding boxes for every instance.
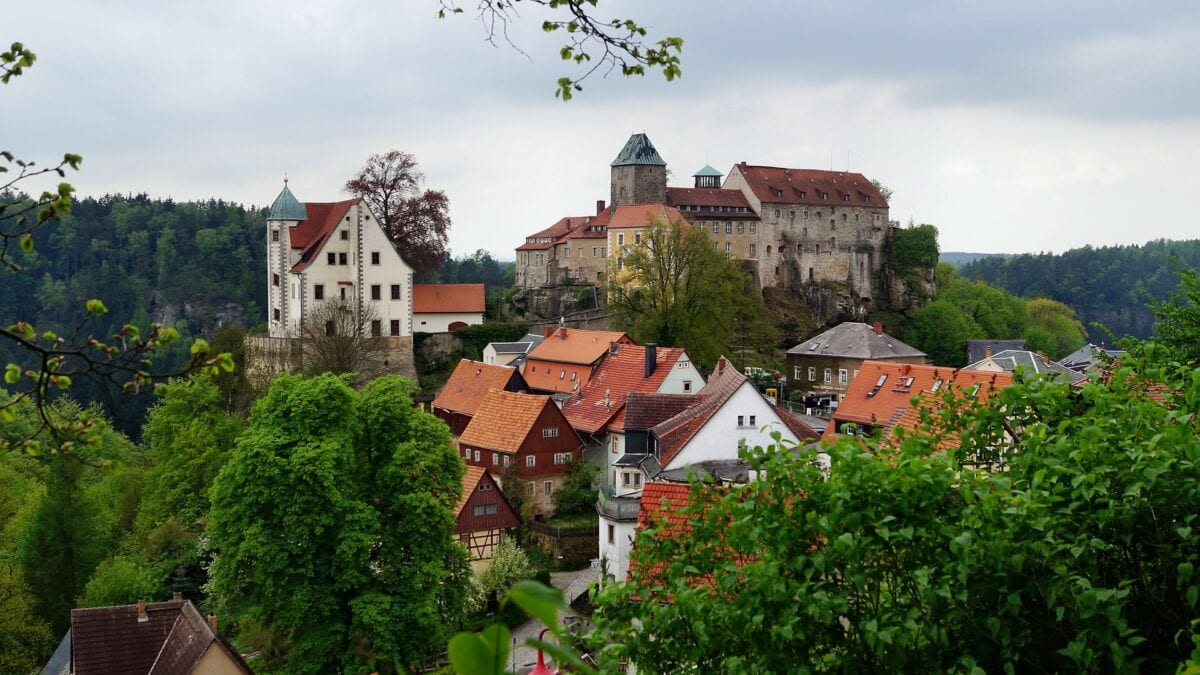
[562,345,686,435]
[605,203,688,229]
[432,359,521,415]
[516,216,591,251]
[735,164,888,209]
[523,360,594,395]
[455,465,488,517]
[413,283,485,313]
[289,199,359,272]
[821,361,1012,441]
[459,390,555,453]
[527,327,632,366]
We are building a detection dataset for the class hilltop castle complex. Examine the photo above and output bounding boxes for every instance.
[515,134,892,304]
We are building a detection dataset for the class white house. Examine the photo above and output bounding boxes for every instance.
[249,181,417,379]
[412,283,485,332]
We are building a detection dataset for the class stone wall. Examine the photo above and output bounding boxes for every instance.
[756,203,889,300]
[243,334,416,386]
[525,521,599,567]
[610,165,666,207]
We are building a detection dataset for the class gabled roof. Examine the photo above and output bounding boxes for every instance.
[966,339,1027,364]
[773,405,821,443]
[516,216,591,251]
[623,392,699,431]
[665,187,756,214]
[70,599,250,675]
[455,465,488,517]
[966,349,1086,385]
[652,357,748,467]
[637,481,694,535]
[526,327,631,366]
[433,360,523,416]
[413,284,485,314]
[562,345,686,435]
[787,322,925,360]
[821,361,1012,440]
[1058,343,1126,373]
[605,203,687,229]
[288,198,360,272]
[611,133,667,167]
[735,164,888,208]
[459,390,561,453]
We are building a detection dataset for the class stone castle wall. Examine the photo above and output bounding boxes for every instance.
[610,165,666,206]
[756,203,889,301]
[244,334,416,387]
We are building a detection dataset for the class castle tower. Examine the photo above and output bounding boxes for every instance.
[266,179,307,338]
[693,164,722,189]
[610,133,667,207]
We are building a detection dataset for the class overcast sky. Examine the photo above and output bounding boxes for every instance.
[6,1,1200,257]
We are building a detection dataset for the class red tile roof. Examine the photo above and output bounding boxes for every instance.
[652,357,747,467]
[413,283,485,313]
[665,187,757,219]
[516,216,591,251]
[605,203,688,229]
[773,405,821,443]
[623,392,699,431]
[821,361,1012,441]
[562,345,686,435]
[735,164,888,209]
[459,390,557,453]
[288,199,359,272]
[528,327,632,365]
[433,359,522,415]
[455,465,487,517]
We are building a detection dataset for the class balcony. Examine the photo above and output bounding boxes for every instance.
[596,489,642,522]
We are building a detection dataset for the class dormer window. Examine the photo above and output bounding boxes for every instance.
[822,193,829,200]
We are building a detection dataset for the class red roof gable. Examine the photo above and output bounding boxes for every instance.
[413,283,485,313]
[459,390,568,453]
[665,187,758,219]
[523,328,635,394]
[821,361,1012,441]
[562,345,686,435]
[605,203,687,229]
[516,216,591,251]
[651,357,747,467]
[432,359,523,415]
[289,199,359,272]
[735,165,887,209]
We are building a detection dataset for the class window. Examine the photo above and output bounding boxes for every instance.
[542,427,559,438]
[808,366,816,381]
[271,229,280,242]
[492,452,499,465]
[749,415,757,426]
[611,435,619,453]
[503,455,510,466]
[338,252,348,265]
[371,251,380,265]
[839,369,848,384]
[617,233,624,246]
[775,209,780,217]
[272,273,280,287]
[564,246,570,257]
[749,244,757,257]
[473,504,498,517]
[682,380,692,393]
[325,320,335,336]
[340,229,349,241]
[842,213,848,221]
[607,524,615,545]
[622,472,631,486]
[371,285,381,300]
[314,284,324,300]
[474,450,481,461]
[340,287,347,300]
[633,473,642,487]
[464,448,471,458]
[544,481,553,495]
[390,320,400,336]
[526,455,536,467]
[725,242,732,254]
[273,308,280,321]
[789,210,795,222]
[737,222,745,234]
[600,247,606,257]
[554,452,573,464]
[526,482,535,496]
[824,368,832,383]
[371,320,382,337]
[390,284,401,300]
[724,222,732,234]
[711,223,718,233]
[737,415,745,426]
[592,246,598,257]
[634,233,641,245]
[750,222,757,234]
[327,252,336,265]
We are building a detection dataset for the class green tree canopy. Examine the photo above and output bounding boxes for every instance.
[1024,297,1087,358]
[1149,263,1200,364]
[606,217,757,370]
[908,298,980,366]
[207,373,471,673]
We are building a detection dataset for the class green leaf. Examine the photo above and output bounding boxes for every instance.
[4,363,19,384]
[85,299,107,316]
[448,633,499,675]
[507,579,566,631]
[20,233,33,253]
[190,338,211,356]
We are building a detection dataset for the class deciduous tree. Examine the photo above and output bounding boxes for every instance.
[345,150,450,276]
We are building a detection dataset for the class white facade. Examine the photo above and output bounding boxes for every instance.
[266,199,413,339]
[599,514,638,584]
[662,381,801,471]
[413,311,484,333]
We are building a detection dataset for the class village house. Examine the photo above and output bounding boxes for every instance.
[43,597,251,675]
[966,348,1086,385]
[482,333,544,367]
[1058,343,1125,375]
[455,466,521,571]
[458,389,584,518]
[521,326,634,396]
[431,359,527,437]
[412,283,485,332]
[822,360,1013,441]
[246,180,416,380]
[785,322,926,412]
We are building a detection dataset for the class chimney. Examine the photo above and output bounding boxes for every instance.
[873,322,883,335]
[172,591,182,602]
[644,343,657,378]
[208,614,218,630]
[985,346,992,359]
[596,199,606,215]
[543,326,553,339]
[137,599,148,623]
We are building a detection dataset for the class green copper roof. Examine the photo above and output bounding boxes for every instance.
[693,164,723,177]
[611,133,667,167]
[268,183,307,221]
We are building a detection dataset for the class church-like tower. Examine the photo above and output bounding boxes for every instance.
[266,179,306,337]
[610,133,667,207]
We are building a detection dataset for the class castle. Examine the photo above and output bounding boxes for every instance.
[515,134,891,304]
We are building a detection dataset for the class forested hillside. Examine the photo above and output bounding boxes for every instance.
[959,239,1200,342]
